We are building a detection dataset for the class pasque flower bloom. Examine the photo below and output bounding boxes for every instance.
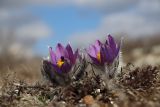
[87,35,120,65]
[49,43,78,73]
[87,34,121,80]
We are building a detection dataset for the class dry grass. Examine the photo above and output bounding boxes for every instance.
[0,55,42,85]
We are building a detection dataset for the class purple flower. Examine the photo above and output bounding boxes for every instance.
[87,35,120,65]
[49,43,78,73]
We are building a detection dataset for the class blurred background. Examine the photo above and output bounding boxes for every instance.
[0,0,160,84]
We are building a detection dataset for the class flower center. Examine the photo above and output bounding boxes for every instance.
[57,56,65,68]
[97,52,101,62]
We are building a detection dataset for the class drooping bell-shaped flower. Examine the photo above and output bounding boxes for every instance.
[49,43,78,73]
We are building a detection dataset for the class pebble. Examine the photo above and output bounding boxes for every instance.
[83,95,95,105]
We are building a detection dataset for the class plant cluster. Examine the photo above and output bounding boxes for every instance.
[41,35,121,86]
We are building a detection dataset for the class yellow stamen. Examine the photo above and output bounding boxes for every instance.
[97,52,101,62]
[57,59,64,68]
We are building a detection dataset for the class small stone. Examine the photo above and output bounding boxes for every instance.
[96,94,102,100]
[95,89,101,93]
[14,89,19,94]
[83,95,95,105]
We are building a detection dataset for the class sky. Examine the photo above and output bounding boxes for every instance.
[0,0,160,57]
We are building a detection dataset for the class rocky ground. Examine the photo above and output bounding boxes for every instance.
[0,64,160,107]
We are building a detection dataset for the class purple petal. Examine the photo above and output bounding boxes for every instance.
[108,35,117,54]
[61,61,72,73]
[66,44,74,55]
[105,39,108,45]
[56,43,67,59]
[49,47,57,64]
[100,46,106,65]
[66,44,74,63]
[88,54,100,65]
[94,40,102,52]
[52,64,62,73]
[105,45,115,63]
[87,45,97,58]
